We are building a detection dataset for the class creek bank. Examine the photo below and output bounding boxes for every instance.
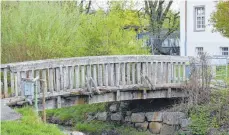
[47,99,192,135]
[90,110,190,134]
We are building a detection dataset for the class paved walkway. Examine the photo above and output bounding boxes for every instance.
[1,100,21,121]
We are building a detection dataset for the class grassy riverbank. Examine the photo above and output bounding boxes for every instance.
[1,107,63,135]
[46,103,151,135]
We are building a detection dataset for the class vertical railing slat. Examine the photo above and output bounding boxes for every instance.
[154,61,158,85]
[42,69,47,93]
[115,63,120,86]
[126,63,130,85]
[21,71,26,96]
[98,64,103,86]
[75,65,79,88]
[132,63,136,84]
[160,62,164,84]
[63,67,68,90]
[142,62,146,78]
[92,65,97,86]
[35,70,40,93]
[69,66,74,89]
[136,63,141,84]
[104,64,108,86]
[164,62,168,83]
[28,70,34,78]
[56,68,60,92]
[81,66,85,88]
[121,63,125,85]
[168,62,171,83]
[178,62,181,83]
[173,62,177,83]
[49,69,54,92]
[86,65,91,78]
[148,62,152,82]
[16,72,21,96]
[4,69,8,97]
[60,67,64,90]
[10,72,15,97]
[183,62,186,82]
[109,63,114,86]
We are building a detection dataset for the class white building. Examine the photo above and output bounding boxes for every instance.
[180,0,229,57]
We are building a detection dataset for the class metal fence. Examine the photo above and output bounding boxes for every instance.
[209,56,228,80]
[209,56,229,88]
[184,55,229,88]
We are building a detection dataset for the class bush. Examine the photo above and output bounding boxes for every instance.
[1,1,149,63]
[189,89,229,135]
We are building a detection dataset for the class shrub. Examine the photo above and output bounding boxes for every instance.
[1,1,149,63]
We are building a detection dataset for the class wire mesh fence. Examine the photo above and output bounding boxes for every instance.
[209,56,229,88]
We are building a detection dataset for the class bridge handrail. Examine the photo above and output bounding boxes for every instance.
[1,55,189,98]
[1,55,189,71]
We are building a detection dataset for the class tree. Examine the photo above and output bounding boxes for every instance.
[211,1,229,38]
[144,0,179,55]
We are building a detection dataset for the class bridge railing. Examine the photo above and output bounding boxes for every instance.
[1,55,189,98]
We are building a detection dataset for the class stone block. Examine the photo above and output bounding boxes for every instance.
[111,112,123,121]
[97,112,107,121]
[160,124,176,135]
[125,116,131,122]
[148,122,162,134]
[126,111,132,116]
[135,122,148,131]
[119,102,129,111]
[145,112,163,122]
[163,112,185,125]
[179,118,191,128]
[131,113,145,123]
[109,104,118,112]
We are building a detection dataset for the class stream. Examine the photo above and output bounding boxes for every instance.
[57,125,85,135]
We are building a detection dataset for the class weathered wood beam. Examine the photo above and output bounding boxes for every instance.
[1,55,189,72]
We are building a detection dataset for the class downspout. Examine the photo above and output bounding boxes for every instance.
[185,0,187,56]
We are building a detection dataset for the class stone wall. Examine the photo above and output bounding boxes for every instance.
[88,102,190,135]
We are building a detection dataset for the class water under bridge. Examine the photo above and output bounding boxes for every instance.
[1,55,189,109]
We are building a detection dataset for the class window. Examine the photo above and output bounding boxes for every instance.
[196,47,203,55]
[194,6,205,31]
[221,47,228,56]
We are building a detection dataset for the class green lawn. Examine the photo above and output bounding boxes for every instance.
[1,107,63,135]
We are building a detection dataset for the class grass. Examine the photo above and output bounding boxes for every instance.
[46,103,107,122]
[1,107,64,135]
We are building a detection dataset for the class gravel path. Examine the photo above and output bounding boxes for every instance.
[1,101,21,121]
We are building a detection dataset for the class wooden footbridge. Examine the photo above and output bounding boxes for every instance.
[1,55,189,109]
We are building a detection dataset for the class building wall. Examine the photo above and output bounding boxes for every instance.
[180,0,229,57]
